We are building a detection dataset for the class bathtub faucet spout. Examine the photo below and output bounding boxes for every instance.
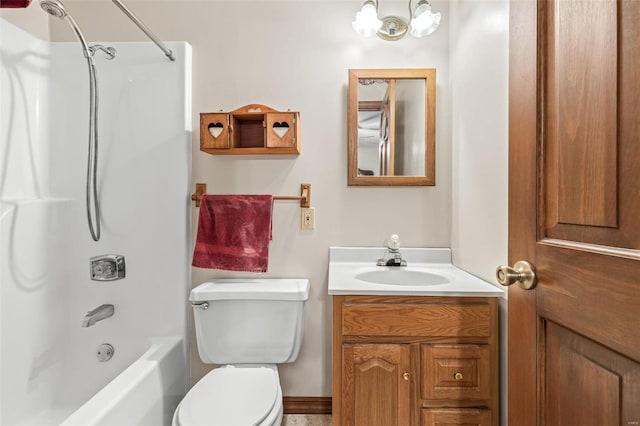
[82,304,114,327]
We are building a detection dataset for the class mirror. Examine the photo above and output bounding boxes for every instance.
[348,69,436,186]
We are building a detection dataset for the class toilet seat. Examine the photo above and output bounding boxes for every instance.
[176,366,279,426]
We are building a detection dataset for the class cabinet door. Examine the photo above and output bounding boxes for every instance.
[266,112,297,148]
[200,113,230,149]
[421,408,491,426]
[342,344,411,426]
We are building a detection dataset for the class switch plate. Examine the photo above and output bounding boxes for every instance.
[301,207,315,230]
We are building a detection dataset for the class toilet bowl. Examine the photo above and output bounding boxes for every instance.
[172,365,283,426]
[173,279,309,426]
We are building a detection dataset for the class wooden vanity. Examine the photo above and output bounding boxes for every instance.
[332,295,499,426]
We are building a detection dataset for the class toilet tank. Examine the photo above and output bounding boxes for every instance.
[190,279,310,364]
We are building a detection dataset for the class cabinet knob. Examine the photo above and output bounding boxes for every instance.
[402,372,410,381]
[454,372,464,381]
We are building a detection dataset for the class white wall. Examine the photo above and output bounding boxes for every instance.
[3,3,514,421]
[449,1,509,424]
[50,0,451,397]
[0,4,50,41]
[4,0,513,415]
[6,0,511,409]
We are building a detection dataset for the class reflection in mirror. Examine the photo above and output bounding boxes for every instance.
[348,69,436,186]
[357,79,389,176]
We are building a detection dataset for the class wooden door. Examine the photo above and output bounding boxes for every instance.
[508,0,640,425]
[342,343,411,426]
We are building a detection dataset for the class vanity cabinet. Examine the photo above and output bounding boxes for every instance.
[332,295,499,426]
[200,104,300,155]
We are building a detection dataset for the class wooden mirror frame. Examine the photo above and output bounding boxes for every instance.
[348,68,436,186]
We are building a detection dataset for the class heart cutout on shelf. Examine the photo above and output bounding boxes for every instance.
[208,122,224,138]
[272,122,290,139]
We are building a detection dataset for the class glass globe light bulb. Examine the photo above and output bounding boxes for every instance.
[352,2,383,37]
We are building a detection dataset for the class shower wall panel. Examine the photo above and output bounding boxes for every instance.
[0,18,66,426]
[1,18,191,424]
[47,40,192,413]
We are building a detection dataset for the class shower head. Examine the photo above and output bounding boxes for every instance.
[39,0,67,19]
[39,0,93,57]
[39,0,116,61]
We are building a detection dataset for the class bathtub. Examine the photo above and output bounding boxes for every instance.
[61,337,187,426]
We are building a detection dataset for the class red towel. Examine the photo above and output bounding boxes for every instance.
[192,194,274,273]
[0,0,32,8]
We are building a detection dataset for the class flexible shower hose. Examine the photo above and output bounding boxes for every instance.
[86,57,100,242]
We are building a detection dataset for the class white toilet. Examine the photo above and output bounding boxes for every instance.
[172,278,310,426]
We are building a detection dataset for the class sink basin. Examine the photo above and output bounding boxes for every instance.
[355,269,450,286]
[328,247,505,296]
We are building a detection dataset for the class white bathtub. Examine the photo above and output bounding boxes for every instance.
[61,337,187,426]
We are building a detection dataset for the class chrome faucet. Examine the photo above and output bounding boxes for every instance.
[81,304,114,327]
[377,234,407,267]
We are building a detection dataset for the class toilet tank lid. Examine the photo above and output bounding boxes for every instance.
[190,279,310,302]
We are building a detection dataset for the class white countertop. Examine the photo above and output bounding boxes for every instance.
[328,247,504,297]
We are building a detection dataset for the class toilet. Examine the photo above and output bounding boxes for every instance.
[172,278,310,426]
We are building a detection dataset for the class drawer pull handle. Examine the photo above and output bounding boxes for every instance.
[402,372,410,381]
[454,372,464,381]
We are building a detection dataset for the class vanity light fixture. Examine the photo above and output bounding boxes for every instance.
[352,0,441,41]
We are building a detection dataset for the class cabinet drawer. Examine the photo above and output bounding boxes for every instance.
[421,344,491,400]
[421,408,491,426]
[342,302,491,337]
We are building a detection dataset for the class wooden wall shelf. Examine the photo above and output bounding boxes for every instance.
[200,104,300,155]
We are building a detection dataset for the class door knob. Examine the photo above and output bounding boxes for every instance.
[496,261,537,290]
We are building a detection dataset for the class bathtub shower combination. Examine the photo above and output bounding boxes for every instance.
[0,3,192,425]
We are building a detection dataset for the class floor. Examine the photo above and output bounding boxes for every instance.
[282,415,332,425]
